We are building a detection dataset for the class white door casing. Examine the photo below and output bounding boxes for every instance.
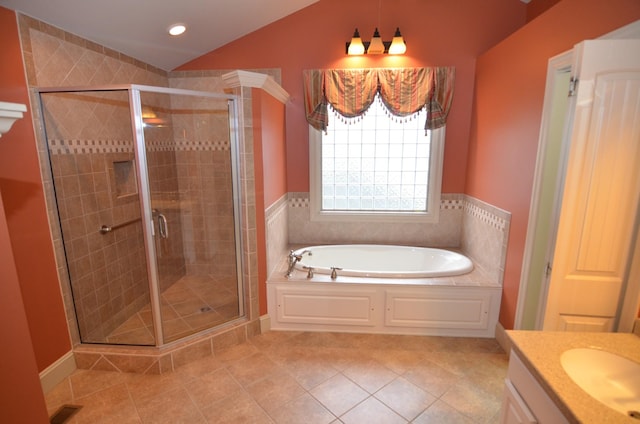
[542,39,640,331]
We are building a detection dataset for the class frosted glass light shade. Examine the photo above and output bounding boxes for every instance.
[347,28,365,55]
[367,28,385,54]
[388,27,406,55]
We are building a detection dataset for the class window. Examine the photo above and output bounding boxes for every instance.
[310,94,445,223]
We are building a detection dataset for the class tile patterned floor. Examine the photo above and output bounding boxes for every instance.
[46,331,508,423]
[106,275,240,345]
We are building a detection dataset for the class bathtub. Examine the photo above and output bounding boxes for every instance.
[293,244,473,278]
[268,244,502,338]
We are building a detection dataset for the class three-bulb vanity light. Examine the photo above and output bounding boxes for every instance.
[347,27,406,55]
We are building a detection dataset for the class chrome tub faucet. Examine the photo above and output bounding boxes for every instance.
[285,249,311,278]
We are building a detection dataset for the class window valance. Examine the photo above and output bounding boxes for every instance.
[303,67,455,133]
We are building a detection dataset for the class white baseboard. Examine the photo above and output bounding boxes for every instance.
[494,322,512,355]
[40,350,76,394]
[259,314,271,333]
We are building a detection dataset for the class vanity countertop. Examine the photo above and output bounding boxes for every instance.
[507,330,640,424]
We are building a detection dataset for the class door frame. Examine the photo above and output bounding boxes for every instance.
[514,51,573,330]
[515,19,640,331]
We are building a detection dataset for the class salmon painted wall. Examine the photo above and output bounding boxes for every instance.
[260,93,287,208]
[0,6,71,371]
[0,195,49,423]
[252,89,287,314]
[177,0,528,194]
[467,0,640,329]
[526,0,562,22]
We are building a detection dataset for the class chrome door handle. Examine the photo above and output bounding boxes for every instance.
[157,212,168,239]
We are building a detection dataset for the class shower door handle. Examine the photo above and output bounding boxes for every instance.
[157,212,169,239]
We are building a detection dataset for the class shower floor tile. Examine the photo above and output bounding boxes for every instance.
[106,274,240,345]
[46,332,508,423]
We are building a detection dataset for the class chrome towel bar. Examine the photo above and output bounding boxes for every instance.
[99,217,141,234]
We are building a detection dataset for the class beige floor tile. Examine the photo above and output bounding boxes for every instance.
[374,377,436,421]
[69,369,132,399]
[269,393,335,424]
[44,332,508,424]
[45,378,74,416]
[69,383,140,424]
[284,357,340,390]
[339,396,407,424]
[225,352,282,386]
[402,359,460,397]
[310,373,369,416]
[369,348,430,374]
[126,372,184,404]
[173,353,225,382]
[440,382,502,423]
[183,368,243,410]
[341,358,397,394]
[413,399,476,424]
[245,371,306,415]
[200,390,274,424]
[135,386,205,424]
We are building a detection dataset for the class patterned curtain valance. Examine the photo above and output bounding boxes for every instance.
[303,67,455,133]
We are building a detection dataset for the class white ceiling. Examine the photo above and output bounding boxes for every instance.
[0,0,319,70]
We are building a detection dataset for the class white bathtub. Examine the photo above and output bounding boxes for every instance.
[268,244,501,338]
[293,244,473,278]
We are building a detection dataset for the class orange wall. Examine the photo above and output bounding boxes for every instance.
[260,93,287,208]
[0,196,49,423]
[526,0,562,22]
[177,0,528,194]
[0,7,71,371]
[467,0,640,329]
[252,89,288,314]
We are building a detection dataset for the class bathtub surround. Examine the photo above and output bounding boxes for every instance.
[265,192,509,338]
[266,194,290,280]
[270,192,510,282]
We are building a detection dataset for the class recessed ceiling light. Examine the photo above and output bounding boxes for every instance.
[168,24,186,36]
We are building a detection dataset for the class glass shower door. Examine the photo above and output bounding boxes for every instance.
[139,89,243,343]
[40,89,156,346]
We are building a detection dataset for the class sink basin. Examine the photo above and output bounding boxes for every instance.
[561,348,640,416]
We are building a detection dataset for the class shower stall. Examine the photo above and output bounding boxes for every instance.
[38,85,244,347]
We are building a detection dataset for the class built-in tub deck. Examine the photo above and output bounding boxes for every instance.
[267,249,502,338]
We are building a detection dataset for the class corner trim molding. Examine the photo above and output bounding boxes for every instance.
[39,350,76,394]
[222,70,290,104]
[0,101,27,138]
[494,322,512,355]
[259,314,271,333]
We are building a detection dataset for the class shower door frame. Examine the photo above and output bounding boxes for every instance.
[37,84,245,347]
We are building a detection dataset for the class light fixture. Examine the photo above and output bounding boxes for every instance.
[345,27,407,55]
[367,28,385,54]
[388,27,406,55]
[347,28,365,55]
[168,24,186,36]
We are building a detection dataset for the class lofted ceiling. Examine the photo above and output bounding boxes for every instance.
[0,0,533,71]
[0,0,319,70]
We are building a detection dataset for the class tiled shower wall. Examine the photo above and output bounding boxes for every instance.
[20,14,171,345]
[20,15,263,346]
[169,70,282,323]
[266,192,510,283]
[41,91,152,342]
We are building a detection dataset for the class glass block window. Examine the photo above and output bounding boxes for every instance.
[322,96,431,211]
[310,93,444,223]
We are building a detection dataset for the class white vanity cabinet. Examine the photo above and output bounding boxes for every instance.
[500,350,569,424]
